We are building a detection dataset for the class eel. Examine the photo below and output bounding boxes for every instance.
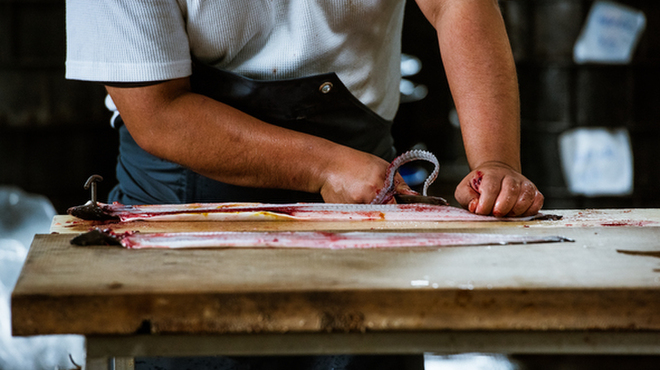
[71,228,573,249]
[68,202,560,222]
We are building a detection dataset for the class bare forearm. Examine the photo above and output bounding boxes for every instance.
[417,0,543,216]
[107,79,389,201]
[124,91,331,191]
[422,0,521,171]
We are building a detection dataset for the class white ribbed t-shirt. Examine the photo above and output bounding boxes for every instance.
[66,0,405,120]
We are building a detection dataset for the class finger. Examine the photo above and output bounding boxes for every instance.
[396,187,420,196]
[473,175,501,215]
[520,190,545,217]
[455,171,483,211]
[384,173,413,204]
[504,182,538,217]
[393,173,418,195]
[455,185,480,212]
[492,177,521,217]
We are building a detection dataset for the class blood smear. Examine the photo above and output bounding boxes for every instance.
[471,171,484,193]
[116,231,573,249]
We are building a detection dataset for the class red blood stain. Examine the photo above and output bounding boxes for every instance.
[601,220,655,227]
[601,222,628,227]
[316,231,348,242]
[470,171,484,193]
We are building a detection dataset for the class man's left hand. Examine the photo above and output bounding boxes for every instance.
[454,162,544,217]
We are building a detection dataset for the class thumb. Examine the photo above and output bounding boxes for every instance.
[456,171,483,212]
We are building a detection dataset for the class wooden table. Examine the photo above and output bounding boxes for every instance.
[12,209,660,369]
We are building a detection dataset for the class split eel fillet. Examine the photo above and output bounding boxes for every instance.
[71,229,573,249]
[68,202,561,222]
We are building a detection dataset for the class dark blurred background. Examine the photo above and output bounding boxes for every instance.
[1,0,659,214]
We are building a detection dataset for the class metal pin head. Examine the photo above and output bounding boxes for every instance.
[84,175,103,205]
[319,82,333,94]
[84,175,103,190]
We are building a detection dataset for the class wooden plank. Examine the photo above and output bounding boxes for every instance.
[12,225,660,336]
[49,208,660,234]
[85,332,660,356]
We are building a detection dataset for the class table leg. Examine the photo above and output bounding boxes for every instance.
[85,356,109,370]
[86,356,134,370]
[111,357,135,370]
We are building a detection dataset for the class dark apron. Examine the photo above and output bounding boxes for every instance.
[109,61,396,205]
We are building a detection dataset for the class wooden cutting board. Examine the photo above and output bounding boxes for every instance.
[12,209,660,336]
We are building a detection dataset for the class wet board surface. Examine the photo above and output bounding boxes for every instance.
[12,209,660,336]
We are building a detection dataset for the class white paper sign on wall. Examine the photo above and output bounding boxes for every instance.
[559,127,634,196]
[574,1,646,64]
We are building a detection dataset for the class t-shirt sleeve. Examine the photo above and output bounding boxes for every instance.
[65,0,191,82]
